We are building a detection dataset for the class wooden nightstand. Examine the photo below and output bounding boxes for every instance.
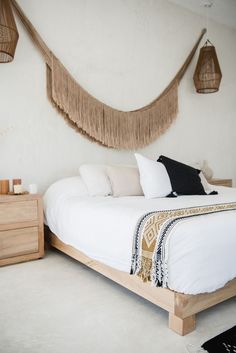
[0,194,44,266]
[208,178,232,188]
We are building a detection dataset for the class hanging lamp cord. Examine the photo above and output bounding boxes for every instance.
[204,38,214,46]
[204,1,213,44]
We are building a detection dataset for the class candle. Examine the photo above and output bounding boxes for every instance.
[29,184,38,194]
[13,184,23,194]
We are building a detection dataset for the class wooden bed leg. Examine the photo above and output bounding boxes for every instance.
[168,313,196,336]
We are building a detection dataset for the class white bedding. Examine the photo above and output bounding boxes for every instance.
[44,180,236,295]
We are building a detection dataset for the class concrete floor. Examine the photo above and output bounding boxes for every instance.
[0,250,235,353]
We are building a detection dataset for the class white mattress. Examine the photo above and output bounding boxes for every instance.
[44,183,236,295]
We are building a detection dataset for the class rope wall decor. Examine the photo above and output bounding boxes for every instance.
[10,0,206,149]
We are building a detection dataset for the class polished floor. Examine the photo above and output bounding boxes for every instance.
[0,250,235,353]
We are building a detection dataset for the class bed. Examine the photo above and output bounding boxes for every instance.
[44,176,236,335]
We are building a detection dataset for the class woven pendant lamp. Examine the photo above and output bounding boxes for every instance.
[0,0,19,63]
[193,40,222,93]
[193,1,222,93]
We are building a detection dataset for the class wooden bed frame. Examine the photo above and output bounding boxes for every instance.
[46,230,236,336]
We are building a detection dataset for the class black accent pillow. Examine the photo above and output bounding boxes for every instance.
[157,155,206,195]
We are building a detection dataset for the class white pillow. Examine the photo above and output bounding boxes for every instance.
[79,164,112,196]
[106,166,144,197]
[200,172,212,193]
[135,153,172,198]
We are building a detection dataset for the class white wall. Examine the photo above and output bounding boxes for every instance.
[1,0,236,192]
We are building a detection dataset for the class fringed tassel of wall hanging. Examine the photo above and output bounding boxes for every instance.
[11,0,206,149]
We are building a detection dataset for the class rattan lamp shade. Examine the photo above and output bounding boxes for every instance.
[0,0,19,63]
[193,43,222,93]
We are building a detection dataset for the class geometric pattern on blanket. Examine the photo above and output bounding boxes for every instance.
[131,202,236,288]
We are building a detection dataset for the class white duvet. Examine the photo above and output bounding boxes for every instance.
[44,178,236,295]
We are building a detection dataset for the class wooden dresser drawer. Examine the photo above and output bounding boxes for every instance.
[0,227,39,259]
[0,201,38,225]
[0,194,44,266]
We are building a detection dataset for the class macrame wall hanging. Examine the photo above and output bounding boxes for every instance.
[10,0,206,149]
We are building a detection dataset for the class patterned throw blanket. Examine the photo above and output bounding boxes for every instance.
[131,202,236,288]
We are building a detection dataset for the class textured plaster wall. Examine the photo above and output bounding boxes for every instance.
[0,0,236,192]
